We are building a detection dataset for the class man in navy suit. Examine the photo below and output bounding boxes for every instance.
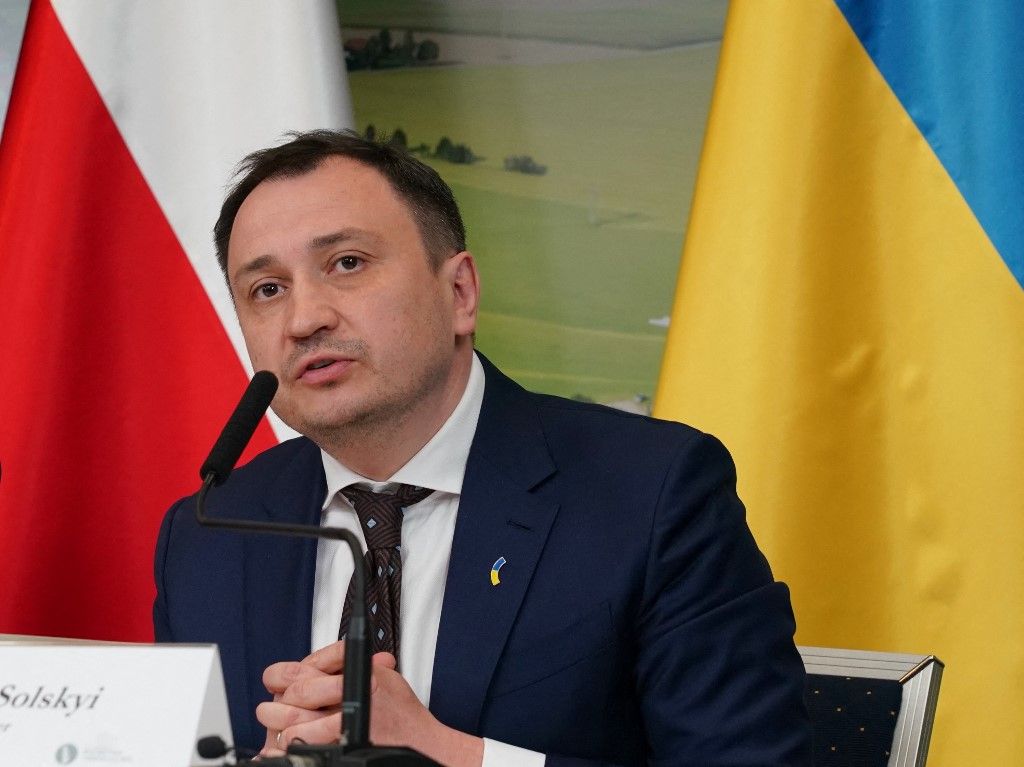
[154,130,811,765]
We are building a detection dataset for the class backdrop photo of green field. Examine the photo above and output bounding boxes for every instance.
[454,182,676,401]
[341,1,726,403]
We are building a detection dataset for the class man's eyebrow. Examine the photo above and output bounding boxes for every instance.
[307,228,381,251]
[230,229,382,287]
[231,254,277,287]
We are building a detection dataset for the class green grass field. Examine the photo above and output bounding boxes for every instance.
[348,49,717,229]
[345,17,723,401]
[453,182,677,400]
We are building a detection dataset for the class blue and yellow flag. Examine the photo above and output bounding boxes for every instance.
[655,2,1024,763]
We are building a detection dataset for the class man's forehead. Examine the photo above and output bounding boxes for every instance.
[228,160,419,278]
[229,160,411,250]
[245,157,410,225]
[253,155,392,201]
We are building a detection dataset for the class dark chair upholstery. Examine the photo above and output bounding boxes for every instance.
[805,673,902,765]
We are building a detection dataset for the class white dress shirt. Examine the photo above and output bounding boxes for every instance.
[310,354,544,767]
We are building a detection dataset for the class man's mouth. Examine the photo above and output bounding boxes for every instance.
[295,355,354,383]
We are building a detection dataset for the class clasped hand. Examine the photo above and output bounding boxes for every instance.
[257,640,483,766]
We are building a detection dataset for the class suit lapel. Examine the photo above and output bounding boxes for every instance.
[241,439,325,713]
[430,357,559,733]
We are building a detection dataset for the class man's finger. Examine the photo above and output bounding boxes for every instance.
[279,672,345,710]
[263,660,327,694]
[302,639,347,673]
[256,700,333,734]
[372,651,397,670]
[262,728,279,757]
[279,711,344,749]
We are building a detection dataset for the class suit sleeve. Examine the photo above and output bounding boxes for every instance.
[627,431,811,766]
[153,497,186,643]
[533,432,810,767]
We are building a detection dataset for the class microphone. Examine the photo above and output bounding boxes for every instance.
[193,374,439,766]
[199,370,278,485]
[195,734,258,761]
[196,734,230,759]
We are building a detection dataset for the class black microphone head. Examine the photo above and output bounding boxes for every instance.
[199,370,278,485]
[196,734,230,758]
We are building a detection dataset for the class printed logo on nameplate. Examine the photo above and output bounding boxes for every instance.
[0,640,231,766]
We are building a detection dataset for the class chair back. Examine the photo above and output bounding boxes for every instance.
[799,646,943,767]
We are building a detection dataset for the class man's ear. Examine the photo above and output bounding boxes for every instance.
[448,251,480,338]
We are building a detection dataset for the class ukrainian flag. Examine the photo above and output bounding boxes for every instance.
[654,2,1024,763]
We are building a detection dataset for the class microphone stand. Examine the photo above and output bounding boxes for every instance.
[195,475,441,766]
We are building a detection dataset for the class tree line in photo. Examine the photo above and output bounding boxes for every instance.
[344,28,440,71]
[364,124,546,175]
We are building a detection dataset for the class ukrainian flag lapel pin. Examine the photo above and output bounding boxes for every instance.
[490,556,506,586]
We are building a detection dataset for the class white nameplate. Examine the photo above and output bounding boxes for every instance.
[0,639,232,766]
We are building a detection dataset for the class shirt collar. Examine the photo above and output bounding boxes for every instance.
[320,353,486,508]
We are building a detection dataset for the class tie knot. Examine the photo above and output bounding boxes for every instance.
[340,484,433,550]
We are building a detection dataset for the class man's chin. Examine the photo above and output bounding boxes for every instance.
[278,400,381,440]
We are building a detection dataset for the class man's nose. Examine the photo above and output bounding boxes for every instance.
[285,278,339,339]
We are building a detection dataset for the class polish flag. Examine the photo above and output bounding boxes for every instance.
[0,0,352,641]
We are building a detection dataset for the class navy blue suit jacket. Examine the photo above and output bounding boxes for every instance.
[154,357,811,765]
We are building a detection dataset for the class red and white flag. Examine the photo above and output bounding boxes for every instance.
[0,0,352,641]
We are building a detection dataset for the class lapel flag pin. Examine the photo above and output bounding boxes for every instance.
[490,556,507,586]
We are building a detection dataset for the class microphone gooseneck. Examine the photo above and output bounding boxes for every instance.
[194,371,372,752]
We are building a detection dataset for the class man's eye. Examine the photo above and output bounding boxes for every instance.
[254,283,281,300]
[335,255,362,271]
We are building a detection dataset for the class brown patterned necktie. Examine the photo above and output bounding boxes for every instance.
[336,484,434,660]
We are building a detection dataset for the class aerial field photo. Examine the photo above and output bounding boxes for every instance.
[339,0,727,404]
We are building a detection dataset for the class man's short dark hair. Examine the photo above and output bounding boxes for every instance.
[214,129,467,281]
